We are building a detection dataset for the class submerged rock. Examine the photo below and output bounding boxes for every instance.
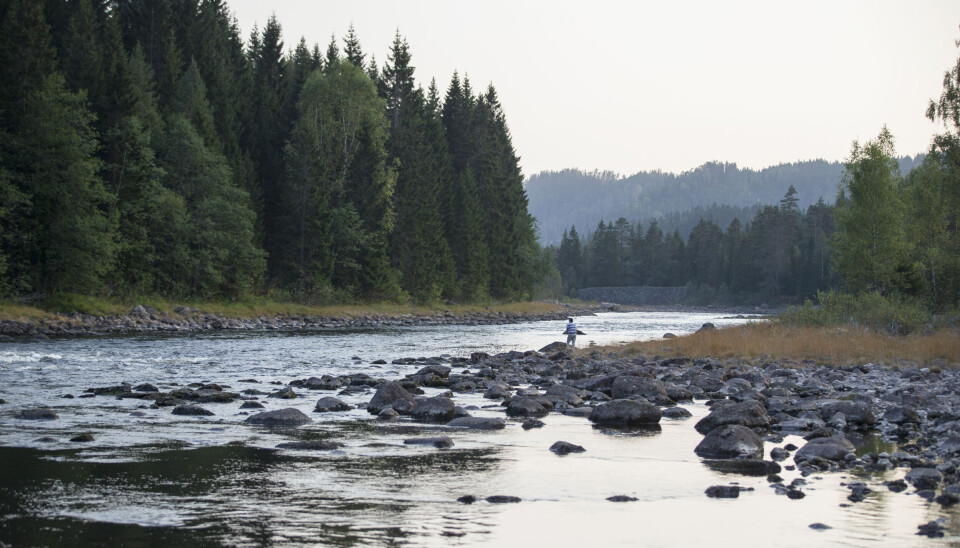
[404,436,454,449]
[446,417,506,430]
[705,485,741,498]
[549,441,586,455]
[794,437,855,462]
[172,404,214,416]
[16,408,58,420]
[275,440,341,451]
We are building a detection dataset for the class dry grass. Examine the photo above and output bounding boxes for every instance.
[592,322,960,367]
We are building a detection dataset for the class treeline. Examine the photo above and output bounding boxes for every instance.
[553,188,837,305]
[527,157,924,246]
[0,0,545,304]
[554,80,960,311]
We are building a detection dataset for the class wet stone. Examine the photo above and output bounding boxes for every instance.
[16,408,58,420]
[404,437,454,449]
[549,441,586,455]
[172,404,215,416]
[70,433,95,442]
[606,495,638,502]
[486,496,521,504]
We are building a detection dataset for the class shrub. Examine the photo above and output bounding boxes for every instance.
[778,290,931,335]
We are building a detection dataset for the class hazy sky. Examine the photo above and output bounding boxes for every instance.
[227,0,960,177]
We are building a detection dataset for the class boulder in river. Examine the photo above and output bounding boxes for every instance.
[446,417,506,430]
[275,440,341,451]
[367,382,415,414]
[245,408,312,426]
[694,424,764,459]
[588,399,661,427]
[549,441,586,455]
[411,396,456,423]
[906,468,944,490]
[314,396,352,412]
[705,485,740,498]
[694,400,770,434]
[794,436,855,462]
[404,436,454,449]
[172,404,215,416]
[505,397,551,418]
[610,376,667,401]
[16,408,58,420]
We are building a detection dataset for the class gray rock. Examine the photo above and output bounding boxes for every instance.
[906,468,944,490]
[269,386,298,399]
[795,436,855,462]
[607,495,638,502]
[694,424,764,459]
[245,408,312,426]
[314,396,352,412]
[172,404,214,416]
[446,417,506,430]
[486,495,521,503]
[884,406,921,425]
[367,382,415,414]
[404,436,454,449]
[610,376,667,400]
[411,396,456,423]
[539,341,567,353]
[588,399,662,427]
[662,407,692,419]
[550,441,586,455]
[694,400,770,434]
[240,401,264,409]
[521,418,545,430]
[506,397,550,418]
[276,440,341,450]
[819,401,875,428]
[704,459,781,476]
[16,408,58,420]
[705,485,740,498]
[70,433,94,442]
[378,408,400,421]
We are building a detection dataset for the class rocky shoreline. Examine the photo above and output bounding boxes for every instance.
[0,302,626,339]
[14,340,960,538]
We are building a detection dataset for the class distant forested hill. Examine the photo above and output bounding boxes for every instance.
[526,157,923,244]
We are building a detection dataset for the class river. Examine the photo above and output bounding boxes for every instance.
[0,311,953,546]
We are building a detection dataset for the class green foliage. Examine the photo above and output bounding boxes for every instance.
[41,293,125,316]
[778,290,931,335]
[832,127,907,294]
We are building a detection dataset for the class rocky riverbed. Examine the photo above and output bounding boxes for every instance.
[8,340,960,542]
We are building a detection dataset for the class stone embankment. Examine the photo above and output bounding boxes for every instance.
[0,302,620,339]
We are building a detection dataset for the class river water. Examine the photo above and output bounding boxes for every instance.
[0,311,954,546]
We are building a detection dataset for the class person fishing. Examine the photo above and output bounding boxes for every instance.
[564,317,579,348]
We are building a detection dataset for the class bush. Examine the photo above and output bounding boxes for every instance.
[778,290,931,335]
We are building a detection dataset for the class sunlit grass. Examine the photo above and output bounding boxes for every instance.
[0,295,569,321]
[588,322,960,367]
[0,301,53,322]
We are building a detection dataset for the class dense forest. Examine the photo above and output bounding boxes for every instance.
[552,122,960,309]
[0,0,547,304]
[527,157,924,246]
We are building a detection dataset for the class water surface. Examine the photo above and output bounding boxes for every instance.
[0,311,954,546]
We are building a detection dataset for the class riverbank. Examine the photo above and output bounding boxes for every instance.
[0,301,624,339]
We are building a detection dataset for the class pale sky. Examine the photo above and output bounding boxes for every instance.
[227,0,960,178]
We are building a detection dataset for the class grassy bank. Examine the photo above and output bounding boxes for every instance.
[0,294,568,322]
[591,322,960,367]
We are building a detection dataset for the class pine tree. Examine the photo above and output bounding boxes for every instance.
[0,0,114,295]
